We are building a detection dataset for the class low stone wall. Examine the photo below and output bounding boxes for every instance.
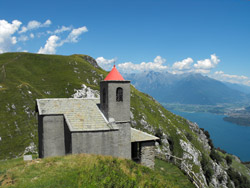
[140,141,155,169]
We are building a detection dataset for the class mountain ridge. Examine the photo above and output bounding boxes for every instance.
[124,71,249,105]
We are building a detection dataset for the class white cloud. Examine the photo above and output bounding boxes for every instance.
[54,26,72,34]
[47,26,72,35]
[65,26,88,43]
[96,57,116,70]
[172,57,193,70]
[0,19,22,53]
[118,56,167,73]
[38,35,60,54]
[19,19,52,33]
[43,20,52,26]
[30,33,34,38]
[194,54,220,70]
[211,54,220,65]
[37,26,87,54]
[18,35,29,42]
[212,71,250,86]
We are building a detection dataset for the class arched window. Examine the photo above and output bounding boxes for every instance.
[103,88,106,104]
[116,87,123,102]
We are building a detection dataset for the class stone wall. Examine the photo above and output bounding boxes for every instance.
[140,141,156,169]
[100,81,130,122]
[71,129,120,157]
[117,122,131,159]
[39,115,66,158]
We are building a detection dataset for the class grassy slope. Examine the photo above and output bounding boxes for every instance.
[0,52,106,159]
[0,154,194,188]
[0,52,249,186]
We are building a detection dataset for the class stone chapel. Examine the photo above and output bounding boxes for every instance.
[36,65,159,168]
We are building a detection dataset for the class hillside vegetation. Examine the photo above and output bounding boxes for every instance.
[0,52,250,187]
[0,154,195,188]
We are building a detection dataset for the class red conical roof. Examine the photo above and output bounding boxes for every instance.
[104,65,125,81]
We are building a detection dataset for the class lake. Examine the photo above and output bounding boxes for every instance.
[170,110,250,162]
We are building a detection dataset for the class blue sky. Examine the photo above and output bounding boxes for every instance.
[1,0,250,85]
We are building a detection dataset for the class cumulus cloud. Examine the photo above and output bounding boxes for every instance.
[38,35,60,54]
[65,26,88,43]
[19,19,52,33]
[118,56,167,73]
[96,57,116,70]
[194,54,220,70]
[212,71,250,86]
[172,57,193,70]
[37,26,88,54]
[0,19,22,53]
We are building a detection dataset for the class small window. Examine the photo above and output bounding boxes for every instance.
[116,87,123,102]
[103,88,106,103]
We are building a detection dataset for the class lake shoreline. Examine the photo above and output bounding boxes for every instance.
[168,109,250,162]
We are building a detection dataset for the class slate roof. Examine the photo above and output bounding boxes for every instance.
[131,128,159,142]
[36,98,119,132]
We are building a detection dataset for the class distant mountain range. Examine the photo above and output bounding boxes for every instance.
[124,71,250,105]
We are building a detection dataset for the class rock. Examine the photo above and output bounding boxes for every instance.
[81,55,100,69]
[24,142,37,155]
[210,161,228,188]
[180,139,201,166]
[72,84,100,99]
[23,155,32,161]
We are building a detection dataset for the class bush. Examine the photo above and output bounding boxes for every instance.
[155,128,163,145]
[227,167,250,188]
[226,156,233,166]
[204,130,210,139]
[210,149,222,163]
[185,132,193,142]
[201,154,214,184]
[167,137,174,152]
[208,138,214,150]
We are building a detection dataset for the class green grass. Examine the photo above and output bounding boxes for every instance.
[155,158,195,188]
[0,154,194,188]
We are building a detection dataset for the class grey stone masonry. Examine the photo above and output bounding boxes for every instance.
[100,81,130,122]
[140,141,156,169]
[71,130,119,157]
[39,115,66,158]
[117,122,131,159]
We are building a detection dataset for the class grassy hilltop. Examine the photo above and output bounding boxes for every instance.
[0,154,195,188]
[0,52,250,187]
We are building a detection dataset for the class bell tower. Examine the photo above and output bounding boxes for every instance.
[100,65,130,123]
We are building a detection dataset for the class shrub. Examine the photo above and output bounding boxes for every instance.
[226,156,233,166]
[155,128,163,145]
[201,154,214,184]
[204,130,210,139]
[227,167,250,188]
[210,149,222,164]
[185,132,193,142]
[167,137,174,152]
[208,138,214,150]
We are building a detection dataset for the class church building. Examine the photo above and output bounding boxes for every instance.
[36,65,159,168]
